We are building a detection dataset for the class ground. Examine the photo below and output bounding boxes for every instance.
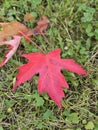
[0,0,98,130]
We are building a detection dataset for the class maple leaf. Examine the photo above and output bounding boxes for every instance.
[0,36,21,66]
[12,49,87,107]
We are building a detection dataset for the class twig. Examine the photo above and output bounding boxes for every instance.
[19,31,46,54]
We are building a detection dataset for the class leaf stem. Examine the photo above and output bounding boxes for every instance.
[19,31,46,54]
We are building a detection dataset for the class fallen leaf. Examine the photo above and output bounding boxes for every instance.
[12,49,87,107]
[0,22,28,41]
[33,16,50,35]
[0,36,21,66]
[24,12,35,22]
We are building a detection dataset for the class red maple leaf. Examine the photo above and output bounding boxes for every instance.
[12,49,87,107]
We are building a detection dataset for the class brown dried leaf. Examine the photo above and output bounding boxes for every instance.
[0,22,28,42]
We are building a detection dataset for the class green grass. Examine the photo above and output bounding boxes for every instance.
[0,0,98,129]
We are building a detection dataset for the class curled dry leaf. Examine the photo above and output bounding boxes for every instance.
[23,16,50,38]
[33,16,50,35]
[0,36,21,66]
[0,22,28,42]
[12,49,87,107]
